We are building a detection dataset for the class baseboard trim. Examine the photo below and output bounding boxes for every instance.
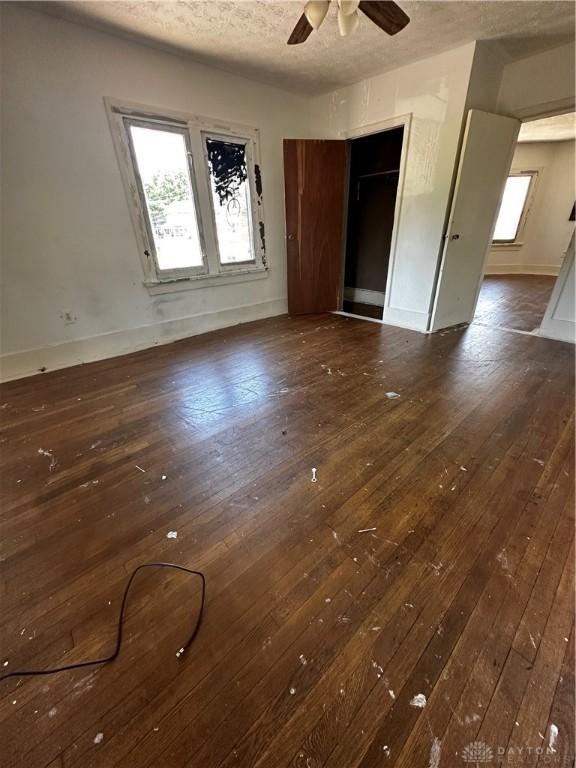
[484,264,560,276]
[344,287,386,306]
[0,298,287,382]
[382,305,429,333]
[536,324,575,344]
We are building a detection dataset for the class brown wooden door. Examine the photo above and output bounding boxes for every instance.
[284,139,348,314]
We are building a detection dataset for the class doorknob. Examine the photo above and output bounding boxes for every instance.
[450,234,460,241]
[288,234,296,240]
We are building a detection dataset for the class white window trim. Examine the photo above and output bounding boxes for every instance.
[492,168,539,248]
[105,97,268,290]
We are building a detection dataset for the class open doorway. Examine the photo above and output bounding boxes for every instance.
[342,127,404,321]
[473,112,575,334]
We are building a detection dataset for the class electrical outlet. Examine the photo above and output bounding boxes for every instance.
[60,310,77,324]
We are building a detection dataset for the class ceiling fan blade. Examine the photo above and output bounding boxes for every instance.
[305,1,330,29]
[358,1,410,35]
[287,13,314,44]
[338,9,360,36]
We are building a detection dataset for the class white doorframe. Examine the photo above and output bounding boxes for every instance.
[337,113,412,322]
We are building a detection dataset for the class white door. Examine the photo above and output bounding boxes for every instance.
[430,109,520,332]
[539,232,575,344]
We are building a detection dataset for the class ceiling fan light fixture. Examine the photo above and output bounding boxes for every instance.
[288,0,410,46]
[337,8,359,36]
[304,0,330,29]
[338,0,360,15]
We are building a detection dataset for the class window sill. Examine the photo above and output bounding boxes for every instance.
[491,242,524,249]
[144,266,269,295]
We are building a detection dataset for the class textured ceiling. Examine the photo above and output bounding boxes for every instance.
[32,1,575,94]
[518,112,576,143]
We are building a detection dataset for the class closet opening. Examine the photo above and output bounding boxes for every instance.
[342,126,404,321]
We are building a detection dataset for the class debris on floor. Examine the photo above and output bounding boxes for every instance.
[410,693,427,708]
[428,736,441,768]
[496,549,510,572]
[371,660,384,678]
[548,724,558,753]
[37,448,56,471]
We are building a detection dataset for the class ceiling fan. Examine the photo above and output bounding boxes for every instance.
[288,0,410,44]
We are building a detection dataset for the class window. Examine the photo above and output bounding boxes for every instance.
[205,136,255,266]
[493,172,536,243]
[107,100,266,288]
[128,121,205,274]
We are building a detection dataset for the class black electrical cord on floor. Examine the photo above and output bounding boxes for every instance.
[0,562,206,683]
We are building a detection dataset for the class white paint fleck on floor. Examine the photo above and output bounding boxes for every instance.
[428,737,441,768]
[410,693,427,708]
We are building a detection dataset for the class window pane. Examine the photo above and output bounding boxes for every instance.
[206,138,254,265]
[493,175,532,241]
[129,125,203,270]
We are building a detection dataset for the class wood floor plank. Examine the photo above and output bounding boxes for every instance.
[391,429,575,768]
[319,416,567,768]
[231,362,564,767]
[474,274,556,333]
[505,537,575,766]
[416,431,574,767]
[0,313,573,768]
[100,358,530,767]
[169,362,568,768]
[537,625,575,766]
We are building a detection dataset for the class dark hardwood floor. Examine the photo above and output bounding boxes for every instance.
[474,274,557,333]
[0,313,574,768]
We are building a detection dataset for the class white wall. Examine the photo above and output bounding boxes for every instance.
[309,43,476,331]
[486,140,576,275]
[0,5,311,380]
[2,6,574,380]
[497,42,575,120]
[464,41,508,114]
